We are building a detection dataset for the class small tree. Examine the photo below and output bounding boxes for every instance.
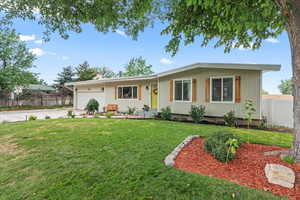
[189,105,205,123]
[85,99,99,114]
[244,100,256,128]
[278,79,293,95]
[54,66,75,104]
[224,111,236,127]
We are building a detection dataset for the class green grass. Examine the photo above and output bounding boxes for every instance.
[0,119,292,200]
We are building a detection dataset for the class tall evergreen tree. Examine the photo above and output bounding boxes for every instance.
[75,61,97,81]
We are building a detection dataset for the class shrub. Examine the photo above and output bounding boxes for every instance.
[244,99,256,128]
[189,105,205,123]
[45,116,51,119]
[160,106,172,120]
[282,156,295,164]
[85,99,99,114]
[127,107,136,115]
[224,110,236,127]
[28,115,37,121]
[143,104,150,112]
[258,116,268,129]
[105,112,113,119]
[67,110,75,118]
[204,131,240,162]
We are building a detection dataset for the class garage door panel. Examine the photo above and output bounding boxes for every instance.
[77,92,105,111]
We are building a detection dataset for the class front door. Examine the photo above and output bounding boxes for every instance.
[151,84,158,109]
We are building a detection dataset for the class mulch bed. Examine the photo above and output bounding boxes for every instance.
[174,137,300,199]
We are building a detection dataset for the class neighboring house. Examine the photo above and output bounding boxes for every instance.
[262,94,293,128]
[65,63,280,119]
[11,84,56,99]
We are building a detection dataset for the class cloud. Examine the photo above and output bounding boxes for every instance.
[115,29,126,37]
[34,40,43,44]
[160,58,174,65]
[62,56,70,61]
[19,34,36,41]
[47,51,57,56]
[29,48,45,56]
[266,38,279,43]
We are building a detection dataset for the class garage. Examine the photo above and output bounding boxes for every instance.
[76,91,105,111]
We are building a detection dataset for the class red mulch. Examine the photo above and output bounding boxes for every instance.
[174,137,300,200]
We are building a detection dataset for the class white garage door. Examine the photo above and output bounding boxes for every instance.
[77,91,105,111]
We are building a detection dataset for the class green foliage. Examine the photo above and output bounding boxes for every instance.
[282,156,295,164]
[0,28,37,91]
[85,99,99,114]
[224,111,236,127]
[122,57,154,77]
[259,116,268,129]
[105,112,114,119]
[54,66,75,88]
[189,105,205,123]
[143,104,150,112]
[244,100,256,128]
[95,66,116,78]
[75,61,97,81]
[28,115,37,121]
[278,79,293,95]
[204,131,240,162]
[160,106,172,120]
[67,110,75,118]
[127,107,136,115]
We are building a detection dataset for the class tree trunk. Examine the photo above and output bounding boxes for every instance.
[286,1,300,161]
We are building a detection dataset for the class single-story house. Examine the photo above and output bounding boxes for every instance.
[65,63,281,119]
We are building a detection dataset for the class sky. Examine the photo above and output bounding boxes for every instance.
[12,19,292,94]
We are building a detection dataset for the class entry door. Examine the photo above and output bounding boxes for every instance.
[151,84,158,109]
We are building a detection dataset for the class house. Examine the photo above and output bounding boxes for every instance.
[65,63,281,119]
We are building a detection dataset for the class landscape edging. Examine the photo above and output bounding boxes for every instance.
[164,135,200,166]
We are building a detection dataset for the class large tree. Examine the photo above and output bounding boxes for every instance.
[278,79,293,94]
[123,57,154,77]
[0,28,36,91]
[2,1,300,158]
[54,66,75,104]
[95,66,116,78]
[75,61,97,81]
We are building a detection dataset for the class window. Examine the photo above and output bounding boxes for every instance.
[174,80,191,101]
[118,86,138,99]
[211,77,234,103]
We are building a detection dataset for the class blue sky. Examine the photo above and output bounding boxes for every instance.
[13,19,292,94]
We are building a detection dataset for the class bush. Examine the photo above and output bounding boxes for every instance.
[45,116,51,119]
[282,156,295,164]
[105,112,114,119]
[67,110,75,118]
[127,107,136,115]
[160,106,172,120]
[143,104,150,112]
[28,115,37,121]
[189,105,205,123]
[258,116,267,129]
[204,131,240,162]
[224,111,236,127]
[85,99,99,114]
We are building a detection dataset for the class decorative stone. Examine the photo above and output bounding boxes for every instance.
[164,135,199,167]
[264,164,295,188]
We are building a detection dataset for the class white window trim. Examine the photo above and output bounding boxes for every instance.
[173,79,193,103]
[117,85,139,100]
[210,76,235,104]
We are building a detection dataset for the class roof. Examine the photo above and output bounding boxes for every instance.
[262,94,293,99]
[65,62,281,86]
[24,84,55,91]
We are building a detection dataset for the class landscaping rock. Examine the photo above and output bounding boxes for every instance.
[264,164,295,188]
[164,135,199,167]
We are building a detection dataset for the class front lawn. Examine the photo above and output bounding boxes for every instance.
[0,119,292,200]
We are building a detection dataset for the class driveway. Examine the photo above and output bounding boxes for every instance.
[0,109,85,123]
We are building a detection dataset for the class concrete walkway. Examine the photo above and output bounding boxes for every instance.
[0,109,85,123]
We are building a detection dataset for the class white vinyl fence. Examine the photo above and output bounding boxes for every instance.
[262,97,293,128]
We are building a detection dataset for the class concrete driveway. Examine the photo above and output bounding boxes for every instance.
[0,109,85,123]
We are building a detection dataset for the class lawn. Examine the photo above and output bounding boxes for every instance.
[0,119,292,200]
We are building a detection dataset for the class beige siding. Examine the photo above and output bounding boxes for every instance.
[104,80,153,112]
[158,68,261,119]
